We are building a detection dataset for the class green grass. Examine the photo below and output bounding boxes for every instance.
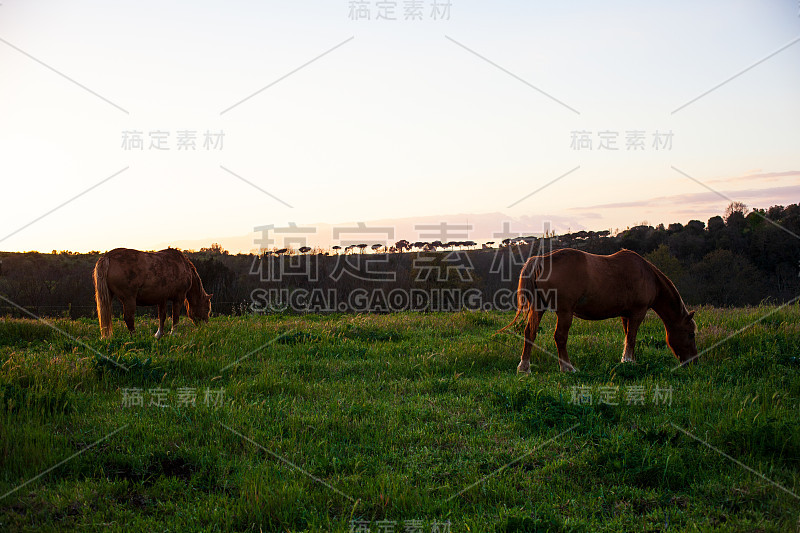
[1,306,799,532]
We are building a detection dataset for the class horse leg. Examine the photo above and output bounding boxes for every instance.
[155,302,166,339]
[122,298,136,335]
[170,299,181,334]
[621,313,645,363]
[620,317,630,361]
[518,309,544,374]
[554,311,576,372]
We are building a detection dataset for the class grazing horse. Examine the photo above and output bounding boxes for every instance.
[502,248,697,372]
[93,248,212,339]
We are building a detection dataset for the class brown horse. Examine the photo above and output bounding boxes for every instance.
[502,248,697,372]
[93,248,212,339]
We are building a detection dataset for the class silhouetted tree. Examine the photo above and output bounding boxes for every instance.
[199,243,228,255]
[725,201,749,223]
[707,215,725,234]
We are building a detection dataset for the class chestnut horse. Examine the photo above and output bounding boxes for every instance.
[93,248,212,339]
[502,249,697,372]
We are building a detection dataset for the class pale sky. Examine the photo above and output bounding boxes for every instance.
[1,1,798,252]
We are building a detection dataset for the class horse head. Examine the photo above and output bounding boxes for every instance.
[666,310,697,364]
[186,292,212,324]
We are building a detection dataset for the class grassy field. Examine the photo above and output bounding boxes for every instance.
[1,306,799,532]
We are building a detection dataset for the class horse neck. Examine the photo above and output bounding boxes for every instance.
[650,267,686,328]
[186,262,205,303]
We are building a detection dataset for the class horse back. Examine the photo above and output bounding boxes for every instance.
[103,248,193,305]
[535,248,659,318]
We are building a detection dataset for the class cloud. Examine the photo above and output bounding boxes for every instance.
[572,184,800,211]
[708,170,800,185]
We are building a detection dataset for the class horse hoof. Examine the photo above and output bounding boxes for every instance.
[517,362,531,374]
[154,330,162,340]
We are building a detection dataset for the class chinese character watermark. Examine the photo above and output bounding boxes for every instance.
[121,130,224,150]
[121,387,225,408]
[568,384,674,406]
[348,1,452,21]
[349,519,450,533]
[569,130,673,151]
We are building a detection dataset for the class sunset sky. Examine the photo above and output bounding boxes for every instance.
[1,1,798,253]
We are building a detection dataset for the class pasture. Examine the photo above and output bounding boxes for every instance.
[1,306,799,532]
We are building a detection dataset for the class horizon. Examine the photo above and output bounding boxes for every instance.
[0,200,775,255]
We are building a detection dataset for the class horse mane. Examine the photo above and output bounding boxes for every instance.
[180,251,206,301]
[645,258,688,321]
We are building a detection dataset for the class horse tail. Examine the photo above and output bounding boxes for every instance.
[93,256,112,338]
[498,257,540,333]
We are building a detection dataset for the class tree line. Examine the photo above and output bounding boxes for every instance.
[0,202,797,317]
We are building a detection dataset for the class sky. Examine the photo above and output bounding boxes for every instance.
[1,0,798,253]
